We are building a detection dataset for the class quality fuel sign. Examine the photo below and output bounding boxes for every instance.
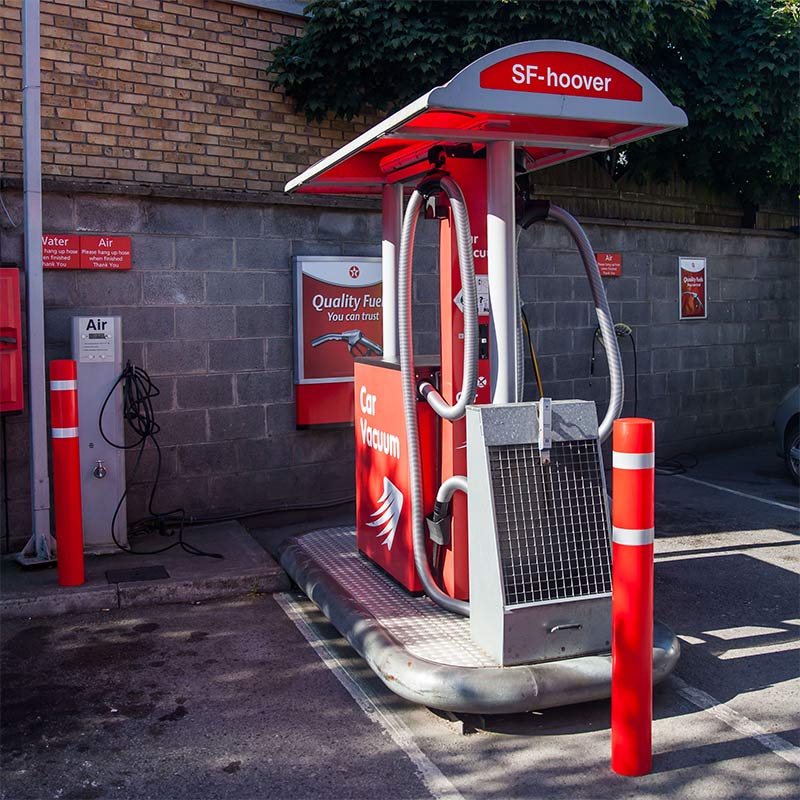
[293,256,383,426]
[678,257,707,320]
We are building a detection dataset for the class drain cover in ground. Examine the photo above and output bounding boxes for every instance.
[106,566,170,583]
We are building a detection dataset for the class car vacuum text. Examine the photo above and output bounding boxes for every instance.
[359,386,401,460]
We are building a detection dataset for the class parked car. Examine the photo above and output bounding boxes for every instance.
[774,386,800,484]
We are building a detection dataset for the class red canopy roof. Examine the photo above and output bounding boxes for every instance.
[285,40,687,195]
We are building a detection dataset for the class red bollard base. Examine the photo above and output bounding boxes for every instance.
[612,753,652,778]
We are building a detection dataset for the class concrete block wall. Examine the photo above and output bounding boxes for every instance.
[0,189,797,552]
[517,220,799,448]
[0,190,446,551]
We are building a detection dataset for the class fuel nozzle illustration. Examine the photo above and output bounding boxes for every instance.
[311,329,383,358]
[681,291,705,316]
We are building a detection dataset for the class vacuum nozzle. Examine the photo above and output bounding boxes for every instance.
[426,500,452,547]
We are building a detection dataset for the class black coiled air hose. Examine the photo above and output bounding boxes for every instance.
[99,361,222,559]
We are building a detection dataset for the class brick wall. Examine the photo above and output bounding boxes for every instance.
[2,0,796,228]
[0,0,370,192]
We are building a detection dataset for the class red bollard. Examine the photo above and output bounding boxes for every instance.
[50,360,85,587]
[611,417,655,776]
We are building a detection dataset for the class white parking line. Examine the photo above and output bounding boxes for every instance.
[716,639,800,660]
[672,676,800,769]
[704,625,789,640]
[275,593,465,800]
[671,474,800,512]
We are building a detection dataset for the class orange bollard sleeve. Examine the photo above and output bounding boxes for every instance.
[50,360,85,587]
[611,417,655,776]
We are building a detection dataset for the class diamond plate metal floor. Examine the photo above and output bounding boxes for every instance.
[295,527,497,668]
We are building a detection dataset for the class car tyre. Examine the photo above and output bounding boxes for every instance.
[785,421,800,484]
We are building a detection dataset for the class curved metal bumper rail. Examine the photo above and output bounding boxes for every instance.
[280,528,680,715]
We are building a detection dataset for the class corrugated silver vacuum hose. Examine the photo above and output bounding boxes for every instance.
[416,182,479,420]
[546,206,624,442]
[398,176,476,617]
[436,475,468,503]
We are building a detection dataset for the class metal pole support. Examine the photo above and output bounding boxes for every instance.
[486,140,518,404]
[381,183,402,363]
[19,0,54,564]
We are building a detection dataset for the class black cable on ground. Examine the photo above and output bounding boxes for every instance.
[101,362,357,557]
[100,361,223,559]
[655,453,699,475]
[180,493,356,527]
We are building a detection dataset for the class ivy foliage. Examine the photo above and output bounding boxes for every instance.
[273,0,798,204]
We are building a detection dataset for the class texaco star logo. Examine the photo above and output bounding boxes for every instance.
[349,265,360,279]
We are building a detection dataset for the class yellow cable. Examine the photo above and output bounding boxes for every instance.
[520,311,544,399]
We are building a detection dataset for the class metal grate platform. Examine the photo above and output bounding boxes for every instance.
[489,439,612,607]
[294,527,497,667]
[281,524,680,713]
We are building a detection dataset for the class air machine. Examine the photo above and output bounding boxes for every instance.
[71,316,128,553]
[282,41,687,712]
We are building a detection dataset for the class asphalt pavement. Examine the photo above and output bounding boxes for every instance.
[1,441,798,800]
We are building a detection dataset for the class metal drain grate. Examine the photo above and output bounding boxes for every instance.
[488,439,612,607]
[106,565,170,584]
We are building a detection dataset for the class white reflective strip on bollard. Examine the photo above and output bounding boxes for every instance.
[51,427,79,439]
[612,526,655,545]
[50,380,77,391]
[612,451,655,470]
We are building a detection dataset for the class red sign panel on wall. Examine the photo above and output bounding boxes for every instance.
[596,252,622,277]
[679,257,707,319]
[43,235,132,270]
[293,256,382,427]
[80,236,132,270]
[42,235,81,270]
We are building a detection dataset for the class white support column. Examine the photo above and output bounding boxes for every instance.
[486,140,517,404]
[381,183,402,363]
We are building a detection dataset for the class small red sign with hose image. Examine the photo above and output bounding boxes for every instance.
[679,257,707,319]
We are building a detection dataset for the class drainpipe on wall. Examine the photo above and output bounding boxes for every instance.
[18,0,54,564]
